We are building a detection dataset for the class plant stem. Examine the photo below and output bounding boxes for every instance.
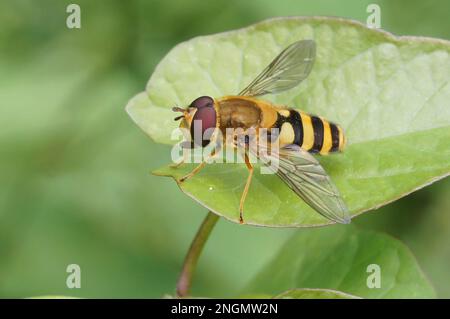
[176,211,219,298]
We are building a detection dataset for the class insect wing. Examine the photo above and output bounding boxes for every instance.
[238,40,316,97]
[258,144,351,224]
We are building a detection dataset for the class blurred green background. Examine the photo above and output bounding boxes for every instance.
[0,0,449,298]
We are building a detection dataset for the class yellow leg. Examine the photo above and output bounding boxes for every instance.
[178,148,217,183]
[170,143,192,168]
[170,159,185,169]
[239,153,253,224]
[178,161,207,183]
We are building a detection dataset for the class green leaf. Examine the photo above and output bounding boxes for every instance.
[244,225,436,298]
[128,17,450,226]
[242,288,360,299]
[274,288,360,299]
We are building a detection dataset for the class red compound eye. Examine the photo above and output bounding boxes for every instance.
[190,96,214,109]
[189,96,216,147]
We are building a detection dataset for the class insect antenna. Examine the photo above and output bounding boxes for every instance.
[172,106,185,112]
[172,106,186,121]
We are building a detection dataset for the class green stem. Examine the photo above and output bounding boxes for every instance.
[176,211,219,298]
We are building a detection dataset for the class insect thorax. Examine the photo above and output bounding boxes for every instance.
[217,97,262,130]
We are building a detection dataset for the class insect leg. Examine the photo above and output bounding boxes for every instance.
[170,141,196,169]
[170,158,185,169]
[177,146,220,183]
[178,162,206,183]
[169,153,186,168]
[239,152,254,224]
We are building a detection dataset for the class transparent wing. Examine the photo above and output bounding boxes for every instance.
[257,144,351,224]
[238,40,316,97]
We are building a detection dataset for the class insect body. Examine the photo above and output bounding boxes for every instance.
[172,40,351,225]
[215,95,346,155]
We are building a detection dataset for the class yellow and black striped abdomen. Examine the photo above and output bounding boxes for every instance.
[271,109,345,155]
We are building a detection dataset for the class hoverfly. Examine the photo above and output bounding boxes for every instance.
[172,40,351,225]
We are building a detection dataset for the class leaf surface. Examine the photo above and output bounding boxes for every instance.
[128,17,450,226]
[244,225,435,298]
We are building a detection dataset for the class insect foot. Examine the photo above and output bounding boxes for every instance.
[178,172,195,183]
[239,212,245,224]
[178,176,188,183]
